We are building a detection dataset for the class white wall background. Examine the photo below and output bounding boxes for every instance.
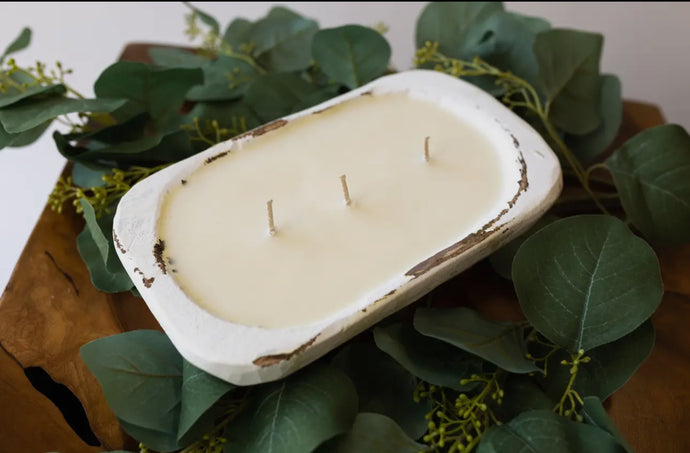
[0,2,688,292]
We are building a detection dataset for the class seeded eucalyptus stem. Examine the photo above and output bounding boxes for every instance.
[553,349,590,421]
[415,42,611,215]
[49,164,169,217]
[417,372,504,452]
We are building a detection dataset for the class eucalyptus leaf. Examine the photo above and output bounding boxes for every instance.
[224,18,253,49]
[606,124,690,245]
[470,11,550,87]
[331,342,429,439]
[1,27,31,61]
[177,360,236,445]
[538,320,655,401]
[184,2,220,34]
[414,307,539,373]
[72,163,106,188]
[568,74,623,163]
[415,2,504,59]
[373,323,482,391]
[94,61,203,123]
[186,55,258,102]
[224,364,358,453]
[314,413,425,453]
[0,121,13,149]
[3,120,51,149]
[60,112,149,145]
[149,47,209,69]
[0,96,126,133]
[292,84,340,112]
[55,129,195,167]
[581,396,634,453]
[118,418,181,453]
[513,215,662,352]
[244,73,321,122]
[76,200,133,293]
[248,7,319,72]
[312,25,391,90]
[266,6,305,20]
[0,83,66,109]
[489,214,558,280]
[534,29,602,135]
[477,410,626,453]
[80,330,183,434]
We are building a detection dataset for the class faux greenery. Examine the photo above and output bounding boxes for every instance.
[3,2,688,452]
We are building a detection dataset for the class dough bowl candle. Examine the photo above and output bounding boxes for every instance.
[113,70,562,385]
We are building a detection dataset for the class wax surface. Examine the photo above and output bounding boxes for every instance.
[159,93,510,328]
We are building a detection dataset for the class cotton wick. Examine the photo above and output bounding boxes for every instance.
[266,199,276,236]
[424,136,430,162]
[340,174,352,207]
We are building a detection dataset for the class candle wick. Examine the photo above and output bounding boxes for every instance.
[340,174,352,207]
[424,136,430,163]
[266,199,276,236]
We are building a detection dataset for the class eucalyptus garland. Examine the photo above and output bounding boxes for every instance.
[2,2,689,452]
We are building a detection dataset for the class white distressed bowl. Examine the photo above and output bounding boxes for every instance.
[113,70,562,385]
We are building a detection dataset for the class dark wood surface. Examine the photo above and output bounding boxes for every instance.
[0,43,686,452]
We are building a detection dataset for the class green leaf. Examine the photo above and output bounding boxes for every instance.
[414,307,539,373]
[94,61,203,123]
[314,413,425,453]
[415,2,504,59]
[76,200,134,293]
[80,330,183,435]
[471,11,550,87]
[373,323,482,391]
[477,410,626,453]
[184,2,220,34]
[248,8,319,72]
[605,124,690,245]
[539,321,655,401]
[177,360,235,445]
[492,374,554,421]
[534,29,603,135]
[1,27,31,61]
[568,75,623,163]
[0,121,13,149]
[0,83,66,109]
[512,215,662,352]
[331,342,429,439]
[312,25,391,90]
[72,163,106,188]
[224,364,358,453]
[489,214,558,280]
[149,47,209,69]
[0,96,126,133]
[1,120,51,149]
[291,84,340,112]
[581,396,634,453]
[186,56,258,102]
[118,417,180,452]
[223,18,253,49]
[55,129,195,168]
[244,73,321,122]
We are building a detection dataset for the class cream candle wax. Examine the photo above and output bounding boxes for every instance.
[159,92,506,328]
[113,70,562,385]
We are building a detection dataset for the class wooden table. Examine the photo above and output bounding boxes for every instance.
[0,44,688,453]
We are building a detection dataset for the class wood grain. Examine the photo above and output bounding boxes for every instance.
[0,166,160,450]
[0,43,683,452]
